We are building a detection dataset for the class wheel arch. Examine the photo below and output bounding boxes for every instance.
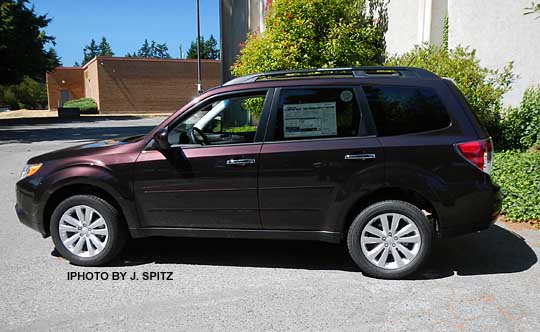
[43,183,132,238]
[340,187,439,241]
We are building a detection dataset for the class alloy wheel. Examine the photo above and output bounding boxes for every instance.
[360,213,421,270]
[58,205,109,258]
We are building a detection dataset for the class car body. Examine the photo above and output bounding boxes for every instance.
[16,67,502,278]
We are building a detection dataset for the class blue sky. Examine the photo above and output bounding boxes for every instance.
[31,0,220,66]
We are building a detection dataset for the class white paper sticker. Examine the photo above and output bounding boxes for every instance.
[283,102,337,138]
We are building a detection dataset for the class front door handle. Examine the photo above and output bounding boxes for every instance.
[344,154,376,161]
[226,158,256,166]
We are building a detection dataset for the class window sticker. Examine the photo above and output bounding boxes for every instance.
[283,102,337,138]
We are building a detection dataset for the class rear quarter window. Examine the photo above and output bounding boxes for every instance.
[363,85,451,136]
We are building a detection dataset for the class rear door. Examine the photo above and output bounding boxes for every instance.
[258,86,385,231]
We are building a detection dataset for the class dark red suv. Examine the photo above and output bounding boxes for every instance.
[15,67,501,279]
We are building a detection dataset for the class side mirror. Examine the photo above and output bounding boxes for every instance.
[153,127,170,150]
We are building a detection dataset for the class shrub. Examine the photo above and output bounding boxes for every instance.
[0,85,19,109]
[0,76,47,110]
[498,86,540,151]
[13,76,48,109]
[231,0,388,76]
[498,106,524,150]
[491,151,540,223]
[386,45,515,147]
[517,86,540,150]
[63,97,98,114]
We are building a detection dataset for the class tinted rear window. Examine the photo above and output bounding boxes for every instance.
[363,85,451,136]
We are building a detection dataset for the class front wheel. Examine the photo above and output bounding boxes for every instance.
[347,200,433,279]
[50,195,127,266]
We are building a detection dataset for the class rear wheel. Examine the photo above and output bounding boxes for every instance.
[50,195,127,266]
[347,200,433,279]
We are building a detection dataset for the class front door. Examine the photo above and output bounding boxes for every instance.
[133,90,272,229]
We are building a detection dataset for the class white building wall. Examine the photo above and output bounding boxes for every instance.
[429,0,447,47]
[448,0,540,105]
[386,0,447,55]
[386,0,420,55]
[386,0,540,105]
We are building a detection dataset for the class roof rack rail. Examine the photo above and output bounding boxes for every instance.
[223,66,439,86]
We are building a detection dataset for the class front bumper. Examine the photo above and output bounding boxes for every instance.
[15,183,47,237]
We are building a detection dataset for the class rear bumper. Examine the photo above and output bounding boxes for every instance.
[15,183,47,237]
[437,182,502,238]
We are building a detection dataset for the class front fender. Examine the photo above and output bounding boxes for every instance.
[38,164,140,230]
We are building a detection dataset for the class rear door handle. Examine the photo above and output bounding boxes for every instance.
[344,154,376,161]
[226,158,256,165]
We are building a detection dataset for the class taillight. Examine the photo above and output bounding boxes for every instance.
[455,138,493,174]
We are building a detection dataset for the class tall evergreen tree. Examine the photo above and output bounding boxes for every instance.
[206,35,219,60]
[98,37,114,56]
[81,37,114,65]
[136,39,152,57]
[125,39,171,58]
[186,34,220,60]
[82,39,100,65]
[0,0,59,84]
[152,42,171,58]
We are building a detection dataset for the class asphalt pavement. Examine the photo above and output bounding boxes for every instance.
[0,118,539,332]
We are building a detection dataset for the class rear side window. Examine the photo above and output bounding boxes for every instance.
[363,85,451,136]
[272,88,360,141]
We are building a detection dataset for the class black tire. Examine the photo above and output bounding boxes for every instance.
[347,200,433,279]
[50,195,128,266]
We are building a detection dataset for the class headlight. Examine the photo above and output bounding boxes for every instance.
[20,163,42,179]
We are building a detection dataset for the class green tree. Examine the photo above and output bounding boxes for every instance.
[186,34,220,60]
[0,0,60,84]
[206,35,219,59]
[136,39,151,57]
[81,37,114,65]
[98,37,114,56]
[82,38,100,65]
[231,0,388,76]
[45,47,61,70]
[126,39,171,58]
[151,41,171,58]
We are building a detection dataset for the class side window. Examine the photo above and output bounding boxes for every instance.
[167,93,266,146]
[363,85,451,136]
[273,88,360,141]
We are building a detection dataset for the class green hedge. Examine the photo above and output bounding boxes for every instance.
[499,86,540,151]
[491,152,540,222]
[63,97,98,114]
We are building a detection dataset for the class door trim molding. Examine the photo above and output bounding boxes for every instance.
[129,227,341,243]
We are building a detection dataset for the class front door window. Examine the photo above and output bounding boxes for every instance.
[167,94,266,147]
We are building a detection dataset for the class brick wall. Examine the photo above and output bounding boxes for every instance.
[46,68,85,110]
[84,61,100,110]
[93,57,221,114]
